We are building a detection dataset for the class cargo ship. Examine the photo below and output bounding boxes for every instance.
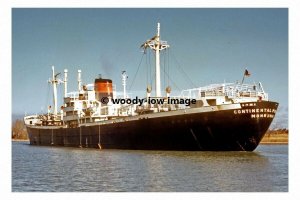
[24,23,278,151]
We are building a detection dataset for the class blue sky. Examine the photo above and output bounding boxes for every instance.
[12,8,288,127]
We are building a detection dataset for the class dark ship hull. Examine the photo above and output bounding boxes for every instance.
[26,101,278,151]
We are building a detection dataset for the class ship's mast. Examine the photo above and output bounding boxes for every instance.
[141,22,169,97]
[64,69,68,97]
[122,71,128,98]
[78,69,82,92]
[49,66,60,115]
[155,23,162,97]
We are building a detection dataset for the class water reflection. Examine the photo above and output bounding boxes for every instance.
[12,142,287,192]
[110,150,272,191]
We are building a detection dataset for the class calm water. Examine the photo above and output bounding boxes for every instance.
[12,142,288,192]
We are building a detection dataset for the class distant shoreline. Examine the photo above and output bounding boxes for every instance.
[260,132,288,145]
[260,142,288,145]
[12,139,29,142]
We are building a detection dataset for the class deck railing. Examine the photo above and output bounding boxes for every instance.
[180,83,268,100]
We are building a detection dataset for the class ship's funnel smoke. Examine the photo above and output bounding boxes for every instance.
[99,55,115,77]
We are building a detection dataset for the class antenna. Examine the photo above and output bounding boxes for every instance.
[122,70,128,99]
[78,69,82,92]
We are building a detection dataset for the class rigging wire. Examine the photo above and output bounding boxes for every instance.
[146,48,149,86]
[58,79,63,109]
[147,49,156,90]
[129,45,193,95]
[149,50,153,87]
[163,49,166,90]
[146,48,153,88]
[163,69,181,91]
[145,49,154,89]
[128,53,145,92]
[149,67,181,93]
[146,48,181,93]
[44,82,50,113]
[169,49,197,88]
[167,48,170,87]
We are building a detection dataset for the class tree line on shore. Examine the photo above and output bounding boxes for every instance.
[265,129,288,135]
[12,119,28,140]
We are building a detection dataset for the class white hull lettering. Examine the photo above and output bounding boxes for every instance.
[241,103,257,107]
[234,108,276,115]
[250,114,274,118]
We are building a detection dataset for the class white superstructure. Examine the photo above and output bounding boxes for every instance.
[24,23,269,128]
